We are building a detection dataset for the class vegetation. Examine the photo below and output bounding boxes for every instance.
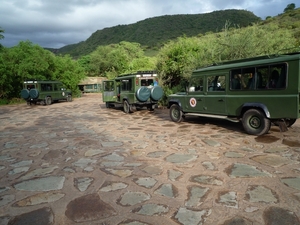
[57,9,261,57]
[0,5,299,105]
[0,41,85,100]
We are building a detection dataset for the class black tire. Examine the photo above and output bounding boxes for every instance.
[170,104,183,123]
[123,100,132,114]
[67,95,72,102]
[284,118,297,127]
[45,97,52,105]
[242,109,270,135]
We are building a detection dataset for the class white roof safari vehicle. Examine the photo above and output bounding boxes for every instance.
[20,80,72,105]
[102,71,163,113]
[168,52,300,135]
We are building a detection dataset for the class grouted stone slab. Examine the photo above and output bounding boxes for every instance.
[30,142,48,149]
[133,177,157,188]
[245,185,278,203]
[202,161,216,170]
[103,152,124,161]
[173,207,209,225]
[217,191,238,208]
[4,142,18,149]
[281,177,300,190]
[85,149,105,157]
[0,165,5,171]
[118,192,150,206]
[101,141,123,147]
[294,193,300,202]
[99,182,128,192]
[224,151,245,158]
[14,176,65,191]
[65,193,116,223]
[74,177,94,192]
[263,206,300,225]
[147,151,167,158]
[250,154,289,167]
[8,207,54,225]
[225,163,271,178]
[168,169,183,181]
[133,203,169,216]
[21,166,59,180]
[142,165,163,175]
[101,161,123,167]
[102,168,133,178]
[0,194,15,207]
[203,139,221,147]
[72,158,97,169]
[42,150,67,160]
[264,147,289,153]
[0,154,15,162]
[185,186,210,207]
[206,151,220,159]
[154,184,178,198]
[190,175,223,186]
[11,160,33,167]
[179,140,192,146]
[165,153,198,164]
[222,217,253,225]
[8,166,29,175]
[13,192,65,207]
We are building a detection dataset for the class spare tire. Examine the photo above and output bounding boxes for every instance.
[136,86,151,102]
[29,89,39,99]
[20,89,30,99]
[150,86,163,101]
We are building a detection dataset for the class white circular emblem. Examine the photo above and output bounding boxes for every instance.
[62,92,65,96]
[190,98,197,107]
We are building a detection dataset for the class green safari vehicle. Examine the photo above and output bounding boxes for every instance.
[102,71,163,113]
[20,80,72,105]
[168,52,300,135]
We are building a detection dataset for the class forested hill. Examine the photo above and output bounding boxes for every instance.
[57,9,260,57]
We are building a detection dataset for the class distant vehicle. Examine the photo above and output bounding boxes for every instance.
[168,52,300,135]
[20,80,72,105]
[102,71,163,113]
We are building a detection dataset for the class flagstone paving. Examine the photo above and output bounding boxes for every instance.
[0,93,300,225]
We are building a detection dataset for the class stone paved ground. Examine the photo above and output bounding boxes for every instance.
[0,93,300,225]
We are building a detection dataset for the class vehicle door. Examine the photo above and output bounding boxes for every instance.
[183,76,205,113]
[204,75,226,114]
[102,80,117,102]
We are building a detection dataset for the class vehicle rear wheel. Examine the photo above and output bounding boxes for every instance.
[170,104,183,123]
[123,100,132,114]
[45,97,52,105]
[242,109,270,135]
[284,118,296,127]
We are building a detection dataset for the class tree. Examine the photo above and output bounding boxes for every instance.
[0,27,4,49]
[284,3,296,13]
[89,41,155,79]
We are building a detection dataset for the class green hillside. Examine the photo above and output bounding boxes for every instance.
[57,9,261,57]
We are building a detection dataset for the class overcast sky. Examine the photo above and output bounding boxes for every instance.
[0,0,293,49]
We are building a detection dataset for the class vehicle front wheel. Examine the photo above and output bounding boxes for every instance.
[123,100,132,114]
[242,109,270,135]
[170,104,183,123]
[67,95,72,102]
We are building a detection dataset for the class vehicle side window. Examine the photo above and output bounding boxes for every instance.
[207,75,225,91]
[257,63,287,89]
[189,76,203,92]
[121,79,132,91]
[231,68,255,90]
[103,81,114,91]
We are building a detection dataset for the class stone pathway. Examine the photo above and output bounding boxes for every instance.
[0,93,300,225]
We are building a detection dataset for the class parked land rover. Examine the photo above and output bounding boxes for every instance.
[102,71,163,113]
[20,80,72,105]
[168,52,300,135]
